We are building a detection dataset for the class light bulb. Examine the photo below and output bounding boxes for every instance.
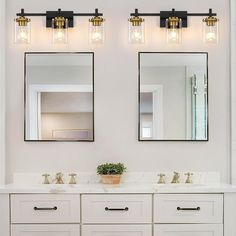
[54,29,66,42]
[168,29,179,42]
[90,26,104,43]
[206,31,216,42]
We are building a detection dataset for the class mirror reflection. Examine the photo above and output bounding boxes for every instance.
[25,53,94,141]
[139,53,208,141]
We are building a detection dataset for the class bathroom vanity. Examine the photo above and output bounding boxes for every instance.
[1,183,236,236]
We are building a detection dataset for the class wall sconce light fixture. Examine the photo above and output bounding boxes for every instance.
[15,8,105,44]
[52,15,68,44]
[202,11,219,44]
[166,16,182,44]
[14,12,31,44]
[89,14,105,44]
[128,10,145,44]
[129,8,218,44]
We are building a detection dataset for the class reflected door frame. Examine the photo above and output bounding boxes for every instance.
[140,85,163,140]
[26,84,92,140]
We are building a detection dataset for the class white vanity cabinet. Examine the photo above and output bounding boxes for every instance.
[154,194,224,235]
[3,192,227,236]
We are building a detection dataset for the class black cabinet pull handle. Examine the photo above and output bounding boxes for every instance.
[34,206,57,211]
[177,207,200,211]
[105,207,129,211]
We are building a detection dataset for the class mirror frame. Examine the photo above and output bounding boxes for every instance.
[138,52,209,142]
[24,52,95,142]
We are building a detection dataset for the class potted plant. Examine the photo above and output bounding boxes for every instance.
[97,163,127,184]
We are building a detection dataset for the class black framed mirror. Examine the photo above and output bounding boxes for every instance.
[139,52,208,141]
[24,52,94,142]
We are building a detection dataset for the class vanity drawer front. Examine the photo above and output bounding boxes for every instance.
[82,194,152,223]
[12,224,80,236]
[82,225,152,236]
[154,194,223,223]
[11,194,80,223]
[154,224,223,236]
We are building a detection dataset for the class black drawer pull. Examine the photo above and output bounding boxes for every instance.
[34,206,58,211]
[105,207,129,211]
[177,207,200,211]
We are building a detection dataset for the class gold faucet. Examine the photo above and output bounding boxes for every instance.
[185,172,193,184]
[54,172,64,184]
[171,171,180,184]
[69,173,77,184]
[157,174,166,184]
[42,174,50,184]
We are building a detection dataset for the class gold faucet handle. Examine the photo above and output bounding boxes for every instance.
[185,172,193,183]
[157,173,166,184]
[69,173,77,184]
[42,174,50,184]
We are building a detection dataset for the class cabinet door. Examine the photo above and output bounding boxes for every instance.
[154,224,223,236]
[11,194,80,223]
[82,225,152,236]
[82,194,152,224]
[12,224,80,236]
[154,194,223,223]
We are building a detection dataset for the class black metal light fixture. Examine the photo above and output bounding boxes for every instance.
[14,8,105,44]
[129,8,218,44]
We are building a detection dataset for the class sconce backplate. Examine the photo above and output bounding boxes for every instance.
[46,11,74,28]
[160,11,188,28]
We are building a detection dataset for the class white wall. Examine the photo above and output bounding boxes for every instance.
[231,0,236,184]
[6,0,230,182]
[0,0,6,184]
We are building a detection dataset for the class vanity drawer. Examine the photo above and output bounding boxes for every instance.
[154,194,223,223]
[154,224,223,236]
[82,225,152,236]
[11,194,80,223]
[82,194,152,223]
[12,224,80,236]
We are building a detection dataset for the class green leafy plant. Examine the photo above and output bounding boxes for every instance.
[97,163,127,175]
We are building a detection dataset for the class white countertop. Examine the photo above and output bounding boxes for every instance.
[1,183,236,194]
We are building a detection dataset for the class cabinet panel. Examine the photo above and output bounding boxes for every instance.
[82,194,152,223]
[82,225,152,236]
[154,194,223,223]
[154,224,223,236]
[11,194,80,223]
[12,224,80,236]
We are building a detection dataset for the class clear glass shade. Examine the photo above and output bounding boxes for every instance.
[166,19,182,44]
[89,22,105,44]
[203,22,218,44]
[14,21,31,44]
[52,18,68,44]
[128,22,145,44]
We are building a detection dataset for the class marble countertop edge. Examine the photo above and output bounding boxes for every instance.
[0,183,236,194]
